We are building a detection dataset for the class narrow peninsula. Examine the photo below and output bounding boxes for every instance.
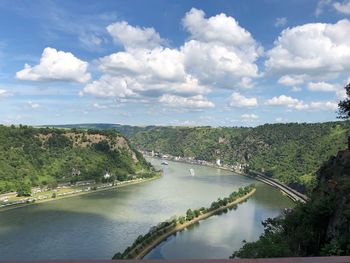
[113,184,256,259]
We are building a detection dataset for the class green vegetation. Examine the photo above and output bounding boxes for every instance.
[113,185,255,259]
[0,125,154,194]
[126,121,350,193]
[232,150,350,258]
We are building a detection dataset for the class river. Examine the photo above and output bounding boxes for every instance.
[0,158,293,260]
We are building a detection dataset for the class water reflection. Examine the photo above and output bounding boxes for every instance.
[0,158,293,260]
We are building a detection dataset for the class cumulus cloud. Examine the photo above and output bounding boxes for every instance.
[16,47,91,83]
[307,81,339,92]
[159,94,214,109]
[265,95,338,111]
[27,101,40,109]
[107,21,164,49]
[265,95,307,110]
[266,19,350,81]
[83,75,136,98]
[83,8,262,110]
[275,17,287,27]
[181,8,262,88]
[241,113,258,120]
[309,101,338,110]
[334,0,350,14]
[229,92,258,107]
[278,74,306,86]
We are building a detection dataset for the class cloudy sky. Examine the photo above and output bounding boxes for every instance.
[0,0,350,126]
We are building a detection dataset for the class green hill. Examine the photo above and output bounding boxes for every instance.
[47,121,350,193]
[0,125,154,194]
[232,148,350,257]
[128,122,350,192]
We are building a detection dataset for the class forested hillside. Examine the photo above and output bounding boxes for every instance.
[128,122,350,192]
[232,148,350,257]
[51,121,350,192]
[0,125,153,194]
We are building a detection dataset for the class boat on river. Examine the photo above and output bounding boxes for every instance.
[189,168,195,176]
[161,161,169,165]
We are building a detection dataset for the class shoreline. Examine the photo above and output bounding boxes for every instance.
[128,188,256,259]
[148,156,307,203]
[0,174,161,213]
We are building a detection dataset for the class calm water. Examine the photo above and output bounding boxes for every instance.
[0,158,293,260]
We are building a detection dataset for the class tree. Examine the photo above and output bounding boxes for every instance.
[186,208,195,221]
[338,83,350,119]
[17,182,32,197]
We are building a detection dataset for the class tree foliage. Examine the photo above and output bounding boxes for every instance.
[0,125,153,194]
[338,83,350,119]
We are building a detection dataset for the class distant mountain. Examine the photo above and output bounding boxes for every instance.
[0,125,153,194]
[232,147,350,257]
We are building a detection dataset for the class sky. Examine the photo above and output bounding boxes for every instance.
[0,0,350,127]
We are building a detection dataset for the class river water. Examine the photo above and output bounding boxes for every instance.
[0,158,293,260]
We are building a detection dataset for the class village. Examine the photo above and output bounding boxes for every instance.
[0,170,157,210]
[140,150,249,174]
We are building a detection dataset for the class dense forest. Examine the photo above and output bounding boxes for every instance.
[126,122,349,192]
[54,121,350,193]
[0,125,154,194]
[232,148,350,257]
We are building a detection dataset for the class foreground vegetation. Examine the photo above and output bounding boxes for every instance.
[113,184,255,259]
[232,149,350,258]
[0,125,155,194]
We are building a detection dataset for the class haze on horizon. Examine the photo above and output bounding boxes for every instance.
[1,0,350,127]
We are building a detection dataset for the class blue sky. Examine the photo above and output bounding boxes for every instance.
[0,0,350,126]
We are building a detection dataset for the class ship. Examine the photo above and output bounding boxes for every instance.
[189,168,195,176]
[161,161,169,165]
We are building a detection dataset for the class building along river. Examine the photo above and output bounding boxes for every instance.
[0,158,294,260]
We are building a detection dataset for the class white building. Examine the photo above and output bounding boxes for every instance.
[104,172,111,180]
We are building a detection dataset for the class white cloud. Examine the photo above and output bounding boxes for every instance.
[241,113,258,120]
[107,21,163,49]
[99,47,186,82]
[315,0,333,16]
[181,8,262,89]
[265,95,300,106]
[309,101,338,110]
[229,92,258,107]
[83,75,136,98]
[16,47,91,83]
[27,101,40,109]
[159,94,214,109]
[84,8,263,109]
[334,0,350,14]
[266,19,350,81]
[265,95,308,110]
[278,74,306,86]
[93,103,108,109]
[265,95,338,111]
[307,81,339,92]
[0,89,10,97]
[291,86,302,92]
[275,17,287,27]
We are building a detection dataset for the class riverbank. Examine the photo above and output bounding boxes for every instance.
[146,155,307,203]
[113,186,256,260]
[0,174,161,213]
